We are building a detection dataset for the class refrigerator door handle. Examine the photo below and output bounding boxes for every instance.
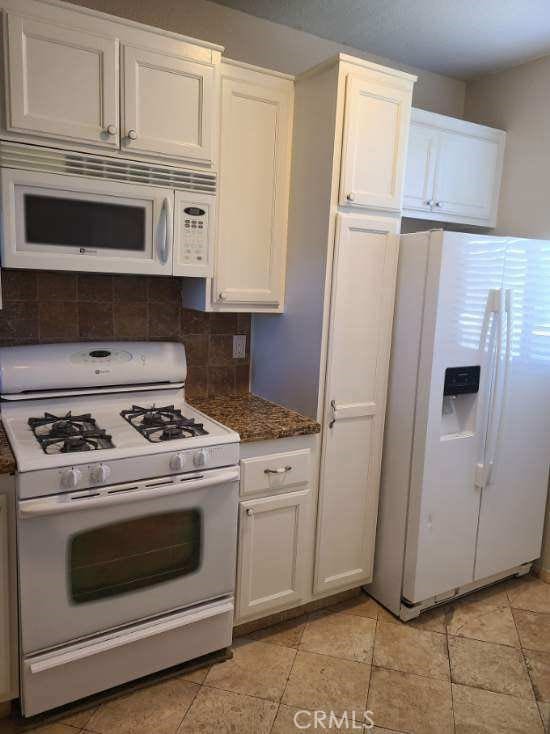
[485,288,512,487]
[475,288,501,490]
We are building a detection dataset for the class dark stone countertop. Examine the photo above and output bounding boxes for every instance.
[189,393,321,443]
[0,422,16,474]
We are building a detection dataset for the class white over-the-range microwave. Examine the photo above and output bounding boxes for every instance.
[0,142,216,277]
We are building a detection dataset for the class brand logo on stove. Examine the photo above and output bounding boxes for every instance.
[94,369,110,374]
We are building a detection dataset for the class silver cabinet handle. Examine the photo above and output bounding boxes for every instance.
[329,399,336,428]
[246,508,254,516]
[127,129,137,140]
[106,124,117,136]
[264,466,292,475]
[346,192,355,202]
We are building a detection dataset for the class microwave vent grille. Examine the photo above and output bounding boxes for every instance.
[0,142,217,193]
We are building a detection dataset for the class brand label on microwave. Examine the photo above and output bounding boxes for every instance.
[184,207,206,217]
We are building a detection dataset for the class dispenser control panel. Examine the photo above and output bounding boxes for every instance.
[444,366,480,396]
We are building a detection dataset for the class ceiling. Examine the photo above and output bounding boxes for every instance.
[209,0,550,79]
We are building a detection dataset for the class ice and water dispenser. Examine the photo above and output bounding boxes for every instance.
[441,366,480,438]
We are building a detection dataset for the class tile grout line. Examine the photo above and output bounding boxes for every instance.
[509,599,546,731]
[172,678,202,734]
[446,617,457,734]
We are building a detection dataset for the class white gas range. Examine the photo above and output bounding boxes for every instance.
[0,341,240,717]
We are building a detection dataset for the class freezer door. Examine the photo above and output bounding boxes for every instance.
[475,238,550,580]
[403,231,507,603]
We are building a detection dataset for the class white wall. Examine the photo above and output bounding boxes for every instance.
[465,55,550,239]
[465,55,550,579]
[66,0,465,117]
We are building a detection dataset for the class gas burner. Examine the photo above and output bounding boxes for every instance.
[121,405,209,443]
[28,411,115,454]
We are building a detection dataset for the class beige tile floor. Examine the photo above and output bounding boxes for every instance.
[8,574,550,734]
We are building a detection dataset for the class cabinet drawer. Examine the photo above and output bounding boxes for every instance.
[240,449,310,497]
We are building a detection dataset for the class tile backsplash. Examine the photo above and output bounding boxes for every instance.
[0,270,250,398]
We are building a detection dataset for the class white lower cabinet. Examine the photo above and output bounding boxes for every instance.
[0,476,17,704]
[235,437,317,624]
[236,489,311,621]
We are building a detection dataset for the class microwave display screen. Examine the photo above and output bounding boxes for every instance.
[24,194,146,252]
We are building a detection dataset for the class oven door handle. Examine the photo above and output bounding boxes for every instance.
[27,598,234,674]
[19,468,240,518]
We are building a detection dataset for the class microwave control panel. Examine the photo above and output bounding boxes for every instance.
[174,194,214,278]
[182,206,208,262]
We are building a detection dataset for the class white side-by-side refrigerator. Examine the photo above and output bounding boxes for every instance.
[369,229,550,619]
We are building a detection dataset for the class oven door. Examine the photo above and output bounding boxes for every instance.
[18,466,239,654]
[1,168,173,275]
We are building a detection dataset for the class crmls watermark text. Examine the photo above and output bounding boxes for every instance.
[293,710,375,730]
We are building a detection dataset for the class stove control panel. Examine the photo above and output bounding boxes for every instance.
[19,442,240,499]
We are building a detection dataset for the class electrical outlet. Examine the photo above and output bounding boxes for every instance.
[233,334,246,359]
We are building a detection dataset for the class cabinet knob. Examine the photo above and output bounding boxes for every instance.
[106,124,118,136]
[426,199,434,207]
[246,508,254,517]
[346,192,355,202]
[435,201,443,207]
[127,129,138,140]
[218,293,226,301]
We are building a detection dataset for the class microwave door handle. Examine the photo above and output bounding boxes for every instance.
[158,196,172,265]
[19,467,240,518]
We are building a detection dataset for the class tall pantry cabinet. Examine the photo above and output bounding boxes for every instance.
[252,54,416,597]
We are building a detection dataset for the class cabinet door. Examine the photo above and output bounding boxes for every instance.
[340,74,412,212]
[432,131,502,223]
[237,489,310,621]
[122,45,214,164]
[214,72,292,308]
[315,214,399,594]
[403,123,438,214]
[5,13,119,148]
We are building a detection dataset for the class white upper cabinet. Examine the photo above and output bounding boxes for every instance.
[2,0,221,165]
[5,13,119,148]
[213,63,293,309]
[121,45,214,164]
[339,70,414,212]
[403,109,506,227]
[403,123,438,214]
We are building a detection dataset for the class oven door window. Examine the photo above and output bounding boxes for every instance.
[69,509,202,604]
[24,193,146,253]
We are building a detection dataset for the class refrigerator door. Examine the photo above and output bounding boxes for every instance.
[475,238,550,580]
[403,231,507,603]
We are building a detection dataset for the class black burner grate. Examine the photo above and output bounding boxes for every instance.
[28,412,114,454]
[121,405,208,443]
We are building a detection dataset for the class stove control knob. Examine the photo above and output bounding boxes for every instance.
[61,467,82,490]
[170,453,186,472]
[90,463,111,484]
[193,449,208,468]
